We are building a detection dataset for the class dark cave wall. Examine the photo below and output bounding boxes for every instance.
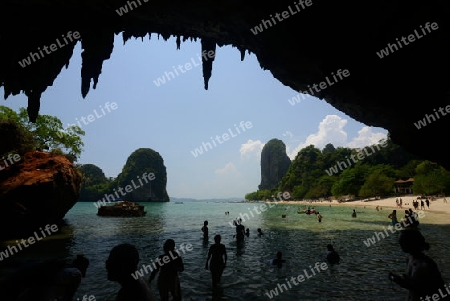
[0,0,449,169]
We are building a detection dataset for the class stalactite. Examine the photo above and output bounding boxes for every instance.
[176,35,181,50]
[239,48,245,61]
[201,38,216,90]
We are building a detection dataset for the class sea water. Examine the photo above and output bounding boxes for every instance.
[1,201,450,301]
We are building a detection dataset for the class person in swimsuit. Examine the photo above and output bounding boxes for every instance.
[205,234,227,288]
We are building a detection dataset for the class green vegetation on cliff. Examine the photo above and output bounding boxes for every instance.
[78,148,170,202]
[246,136,450,200]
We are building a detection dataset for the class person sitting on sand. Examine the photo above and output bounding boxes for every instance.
[149,239,184,301]
[106,243,154,301]
[326,244,340,265]
[389,230,449,301]
[205,234,227,288]
[270,251,286,267]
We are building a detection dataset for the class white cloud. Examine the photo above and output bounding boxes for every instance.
[288,115,347,158]
[346,126,387,148]
[287,115,387,159]
[215,162,239,175]
[240,139,265,160]
[282,131,293,138]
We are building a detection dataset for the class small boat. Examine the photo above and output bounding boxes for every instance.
[174,201,183,204]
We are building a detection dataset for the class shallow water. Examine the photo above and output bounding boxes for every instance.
[1,201,450,301]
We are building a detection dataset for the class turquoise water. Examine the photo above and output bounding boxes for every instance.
[1,201,450,301]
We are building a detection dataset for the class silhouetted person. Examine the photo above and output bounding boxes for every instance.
[149,239,184,301]
[352,209,357,218]
[389,229,449,301]
[245,228,250,237]
[234,220,245,243]
[326,244,340,264]
[257,228,264,236]
[202,220,209,239]
[15,254,89,301]
[205,234,227,288]
[270,251,286,267]
[106,243,154,301]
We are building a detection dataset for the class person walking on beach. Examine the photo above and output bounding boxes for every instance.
[388,210,398,226]
[389,230,449,301]
[106,243,154,301]
[205,234,227,288]
[420,199,425,210]
[149,239,184,301]
[425,198,430,209]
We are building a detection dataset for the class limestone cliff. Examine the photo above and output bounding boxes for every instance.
[116,148,169,202]
[259,139,291,190]
[0,152,82,239]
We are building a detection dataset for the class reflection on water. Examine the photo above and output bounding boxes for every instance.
[1,201,450,301]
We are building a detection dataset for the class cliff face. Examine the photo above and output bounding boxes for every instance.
[1,1,450,169]
[259,139,291,190]
[0,152,81,239]
[116,148,169,202]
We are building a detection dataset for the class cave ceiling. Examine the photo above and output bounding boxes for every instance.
[0,1,449,168]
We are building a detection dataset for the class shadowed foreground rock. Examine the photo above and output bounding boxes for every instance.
[97,201,146,217]
[0,152,81,239]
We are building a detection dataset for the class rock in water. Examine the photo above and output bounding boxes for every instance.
[97,201,146,217]
[0,151,82,239]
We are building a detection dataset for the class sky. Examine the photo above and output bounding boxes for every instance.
[1,34,388,199]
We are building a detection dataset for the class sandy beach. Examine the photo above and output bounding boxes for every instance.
[275,195,450,224]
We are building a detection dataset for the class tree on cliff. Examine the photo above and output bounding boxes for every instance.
[258,139,291,190]
[0,106,85,161]
[77,164,113,201]
[115,148,169,202]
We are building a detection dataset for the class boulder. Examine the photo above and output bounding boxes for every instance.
[0,151,82,239]
[97,201,146,217]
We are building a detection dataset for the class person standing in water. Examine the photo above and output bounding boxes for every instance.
[352,209,357,218]
[149,239,184,301]
[205,234,227,288]
[202,221,209,240]
[389,229,449,301]
[317,211,323,222]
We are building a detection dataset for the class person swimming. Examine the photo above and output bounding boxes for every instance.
[326,244,340,264]
[270,251,286,267]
